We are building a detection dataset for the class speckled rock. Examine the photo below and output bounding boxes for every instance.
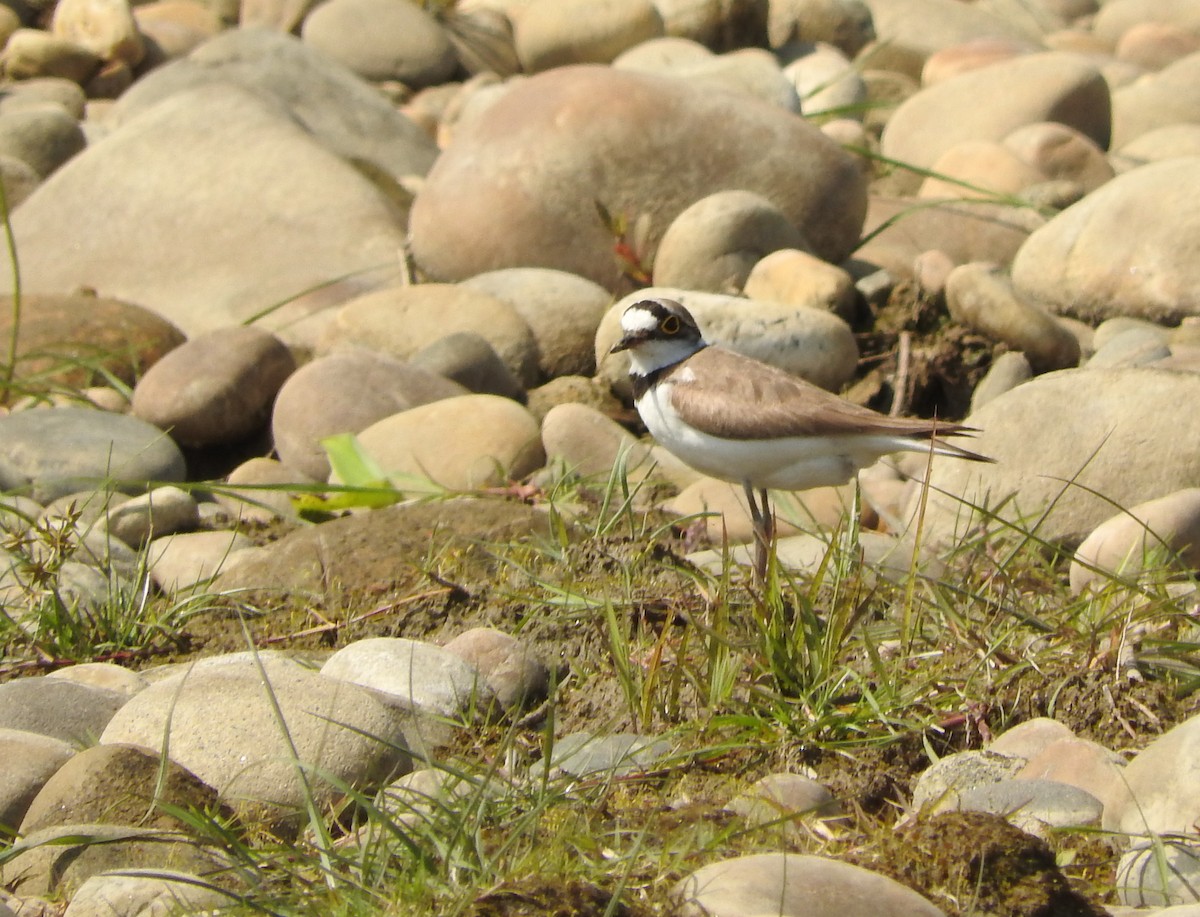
[99,653,412,826]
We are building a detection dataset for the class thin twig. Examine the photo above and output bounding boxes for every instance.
[890,330,912,417]
[254,587,452,646]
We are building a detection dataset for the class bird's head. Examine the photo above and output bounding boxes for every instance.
[611,298,705,374]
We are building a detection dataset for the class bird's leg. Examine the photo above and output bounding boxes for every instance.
[744,482,772,583]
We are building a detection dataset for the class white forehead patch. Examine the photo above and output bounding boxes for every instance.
[621,305,660,334]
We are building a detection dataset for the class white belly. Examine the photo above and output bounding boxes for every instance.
[635,384,906,491]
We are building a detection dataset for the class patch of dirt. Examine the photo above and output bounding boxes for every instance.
[467,877,644,917]
[857,811,1110,917]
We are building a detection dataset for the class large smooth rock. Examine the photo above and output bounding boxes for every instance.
[914,368,1200,546]
[409,65,867,291]
[0,83,411,337]
[1011,157,1200,324]
[880,52,1110,191]
[0,729,75,832]
[1111,51,1200,149]
[674,852,945,916]
[0,407,186,502]
[99,654,411,824]
[108,27,438,180]
[0,677,128,747]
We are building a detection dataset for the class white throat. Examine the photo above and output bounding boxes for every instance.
[626,336,703,376]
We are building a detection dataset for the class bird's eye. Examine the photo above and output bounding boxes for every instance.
[661,315,681,335]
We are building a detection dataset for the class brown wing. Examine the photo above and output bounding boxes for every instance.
[667,347,978,442]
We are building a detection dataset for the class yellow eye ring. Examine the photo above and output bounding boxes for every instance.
[661,315,681,334]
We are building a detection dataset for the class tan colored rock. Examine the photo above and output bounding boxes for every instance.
[1070,488,1200,591]
[133,0,222,61]
[881,52,1110,193]
[945,261,1080,372]
[919,139,1047,200]
[516,0,664,70]
[321,284,539,389]
[653,190,808,294]
[51,0,145,67]
[743,249,857,319]
[352,395,545,491]
[921,37,1034,85]
[0,29,101,83]
[1111,51,1200,148]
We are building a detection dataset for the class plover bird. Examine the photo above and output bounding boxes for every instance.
[610,298,992,579]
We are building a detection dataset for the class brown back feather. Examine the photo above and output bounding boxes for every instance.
[664,347,980,443]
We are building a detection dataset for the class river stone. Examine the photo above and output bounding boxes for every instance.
[1117,21,1200,70]
[0,104,85,178]
[653,189,809,294]
[409,64,868,291]
[1011,157,1200,324]
[970,350,1033,412]
[860,0,1038,78]
[108,27,438,181]
[441,627,552,711]
[134,0,223,61]
[131,326,295,447]
[0,824,228,900]
[271,351,466,481]
[918,139,1047,200]
[460,268,613,379]
[147,530,258,594]
[0,293,185,399]
[550,732,672,778]
[782,40,867,116]
[1003,121,1115,192]
[319,284,540,389]
[63,870,227,917]
[880,52,1110,193]
[910,749,1025,814]
[1092,0,1200,45]
[1116,840,1200,908]
[51,0,144,66]
[102,484,199,547]
[46,661,147,696]
[914,368,1200,547]
[1070,488,1200,592]
[857,197,1044,277]
[541,402,661,483]
[0,729,75,832]
[769,0,875,57]
[350,395,544,492]
[954,778,1103,834]
[920,37,1032,85]
[989,717,1076,761]
[596,288,860,394]
[99,654,412,826]
[301,0,456,86]
[744,248,858,320]
[727,772,842,835]
[0,154,38,207]
[214,456,313,524]
[0,29,102,83]
[1111,51,1200,149]
[0,677,127,747]
[322,637,496,719]
[410,332,527,402]
[0,82,412,337]
[945,261,1080,372]
[658,46,802,111]
[674,852,946,917]
[1015,736,1126,805]
[0,407,186,502]
[515,0,664,71]
[1104,712,1200,836]
[19,743,223,834]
